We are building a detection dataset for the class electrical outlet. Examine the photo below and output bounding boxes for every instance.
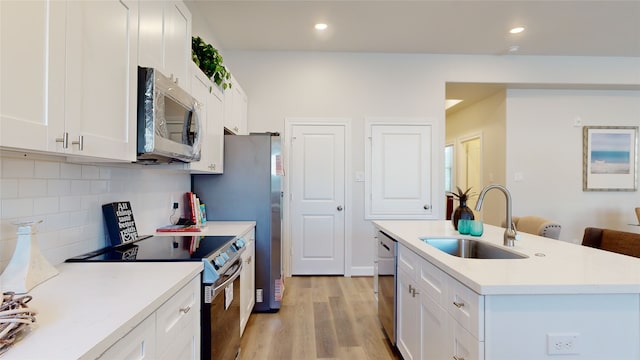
[547,333,580,355]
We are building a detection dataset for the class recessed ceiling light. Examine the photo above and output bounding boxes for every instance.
[315,23,328,31]
[509,27,525,34]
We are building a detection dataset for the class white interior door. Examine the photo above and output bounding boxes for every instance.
[460,136,482,194]
[290,124,346,275]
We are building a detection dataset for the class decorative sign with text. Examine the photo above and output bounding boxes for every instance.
[102,201,139,246]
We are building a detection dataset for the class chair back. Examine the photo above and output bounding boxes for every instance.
[504,216,562,240]
[582,227,640,258]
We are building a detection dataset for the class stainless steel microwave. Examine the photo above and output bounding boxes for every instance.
[136,67,201,163]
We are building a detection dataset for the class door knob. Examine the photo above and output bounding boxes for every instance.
[337,205,343,211]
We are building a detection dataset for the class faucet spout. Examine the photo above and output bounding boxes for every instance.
[474,184,518,247]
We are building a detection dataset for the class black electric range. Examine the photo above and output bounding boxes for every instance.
[66,234,247,283]
[66,234,247,360]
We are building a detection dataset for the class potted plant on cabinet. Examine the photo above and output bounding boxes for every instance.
[191,36,232,90]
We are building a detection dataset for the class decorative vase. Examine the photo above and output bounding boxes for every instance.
[452,200,475,230]
[0,220,59,294]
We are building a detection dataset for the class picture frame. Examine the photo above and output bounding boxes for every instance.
[583,126,638,191]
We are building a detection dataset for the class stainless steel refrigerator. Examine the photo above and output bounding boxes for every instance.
[192,133,282,312]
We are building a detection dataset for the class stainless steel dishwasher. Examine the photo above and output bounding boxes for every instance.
[376,230,397,344]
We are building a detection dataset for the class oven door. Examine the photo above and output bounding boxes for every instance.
[202,260,242,360]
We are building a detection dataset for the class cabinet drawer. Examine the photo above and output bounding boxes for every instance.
[446,275,484,341]
[417,257,447,306]
[398,245,420,278]
[450,316,485,360]
[98,314,156,360]
[156,276,200,355]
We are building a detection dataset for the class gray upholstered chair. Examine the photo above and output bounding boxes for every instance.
[503,216,562,240]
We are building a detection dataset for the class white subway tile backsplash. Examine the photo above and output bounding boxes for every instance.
[70,180,91,195]
[33,197,60,215]
[0,155,190,271]
[18,179,48,197]
[81,165,100,180]
[99,167,111,180]
[59,196,82,213]
[90,180,108,194]
[1,179,18,199]
[34,160,60,179]
[60,163,81,179]
[2,158,34,178]
[47,179,71,196]
[1,198,33,219]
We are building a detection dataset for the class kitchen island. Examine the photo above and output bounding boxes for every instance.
[374,220,640,360]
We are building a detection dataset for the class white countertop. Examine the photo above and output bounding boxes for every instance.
[374,220,640,295]
[154,221,256,237]
[3,262,202,360]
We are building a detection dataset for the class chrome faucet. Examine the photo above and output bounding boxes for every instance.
[475,184,518,247]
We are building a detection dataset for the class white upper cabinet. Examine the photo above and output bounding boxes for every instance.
[1,0,65,153]
[138,0,192,87]
[187,63,224,173]
[64,0,139,161]
[224,75,248,135]
[365,121,435,219]
[1,0,139,162]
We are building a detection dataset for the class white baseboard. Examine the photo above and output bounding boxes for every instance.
[350,266,373,276]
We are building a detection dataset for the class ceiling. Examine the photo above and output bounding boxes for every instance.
[186,0,640,111]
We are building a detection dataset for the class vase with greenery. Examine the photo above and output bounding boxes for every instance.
[448,186,475,230]
[191,36,232,90]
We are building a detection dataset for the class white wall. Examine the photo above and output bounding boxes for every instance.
[0,152,190,271]
[506,89,640,243]
[446,90,507,227]
[221,50,639,274]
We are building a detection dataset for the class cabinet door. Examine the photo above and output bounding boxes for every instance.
[188,64,224,173]
[0,0,65,152]
[397,270,420,360]
[421,293,449,360]
[98,314,156,360]
[65,0,138,161]
[366,123,433,219]
[156,277,200,360]
[188,65,212,172]
[164,1,191,87]
[240,235,255,336]
[450,317,485,360]
[224,76,248,135]
[138,0,164,70]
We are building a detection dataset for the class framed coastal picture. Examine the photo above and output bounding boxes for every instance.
[583,126,638,191]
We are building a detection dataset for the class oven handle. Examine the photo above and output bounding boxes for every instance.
[213,260,243,294]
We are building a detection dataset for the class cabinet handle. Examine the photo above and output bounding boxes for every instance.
[423,204,431,210]
[72,135,84,151]
[453,356,465,360]
[412,288,419,297]
[245,255,252,264]
[179,305,191,314]
[453,301,465,308]
[234,126,239,132]
[56,132,69,149]
[408,284,413,294]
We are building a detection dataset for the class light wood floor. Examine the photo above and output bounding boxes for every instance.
[240,276,402,360]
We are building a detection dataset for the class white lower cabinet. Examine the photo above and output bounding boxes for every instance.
[240,228,256,336]
[99,276,201,360]
[397,244,484,360]
[98,314,156,360]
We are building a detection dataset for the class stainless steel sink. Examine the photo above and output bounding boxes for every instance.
[421,238,528,259]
